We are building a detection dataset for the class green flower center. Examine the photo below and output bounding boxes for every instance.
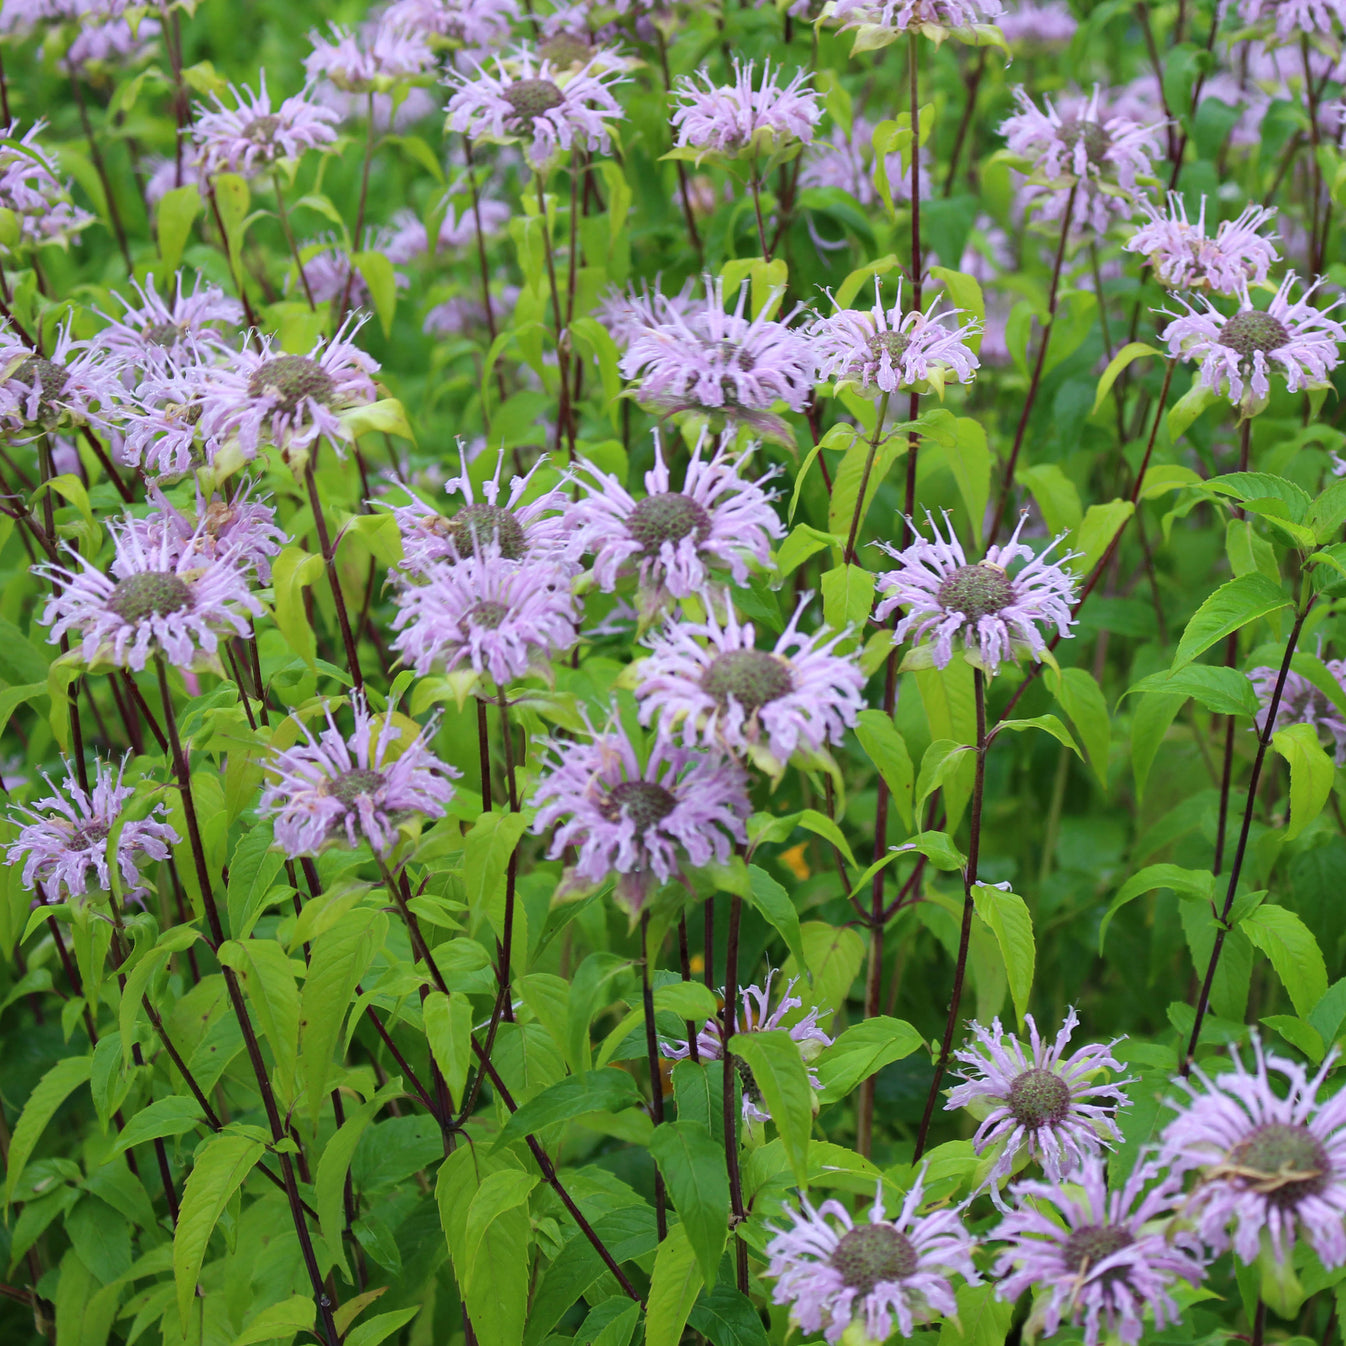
[598,780,678,832]
[72,820,110,848]
[1218,311,1290,361]
[504,78,565,126]
[626,492,712,555]
[327,768,385,807]
[145,320,186,347]
[937,563,1015,621]
[1059,117,1112,166]
[829,1223,919,1295]
[14,356,71,417]
[1062,1223,1133,1278]
[247,354,336,416]
[870,331,912,364]
[448,503,526,560]
[1228,1122,1329,1207]
[1007,1066,1072,1128]
[701,649,793,713]
[466,600,510,630]
[108,571,193,624]
[245,114,281,146]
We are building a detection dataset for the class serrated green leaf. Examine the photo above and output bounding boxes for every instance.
[1099,864,1215,951]
[492,1069,643,1152]
[4,1054,93,1206]
[730,1030,813,1185]
[1241,904,1328,1018]
[648,1121,729,1286]
[971,884,1035,1026]
[743,865,806,974]
[855,710,914,830]
[646,1224,705,1346]
[1272,722,1335,841]
[1173,574,1291,670]
[815,1017,924,1104]
[113,1096,204,1154]
[1129,664,1261,717]
[174,1132,265,1328]
[424,990,474,1110]
[229,1294,315,1346]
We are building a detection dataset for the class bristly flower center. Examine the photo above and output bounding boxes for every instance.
[449,503,526,560]
[244,114,281,146]
[870,331,912,366]
[247,354,336,415]
[327,767,385,807]
[13,356,72,421]
[626,492,712,555]
[1007,1066,1072,1128]
[145,320,186,347]
[71,819,110,849]
[829,1223,919,1294]
[1228,1122,1329,1207]
[702,649,794,712]
[504,79,565,127]
[1218,310,1290,361]
[598,779,678,832]
[1062,1224,1133,1279]
[938,563,1015,621]
[108,572,193,624]
[1059,116,1112,167]
[466,600,510,631]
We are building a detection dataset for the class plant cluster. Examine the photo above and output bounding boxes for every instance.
[2,1,1346,1345]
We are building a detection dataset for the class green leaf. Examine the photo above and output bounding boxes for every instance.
[212,173,251,283]
[298,908,383,1123]
[1241,904,1328,1018]
[218,938,301,1106]
[1130,691,1184,801]
[1173,574,1292,670]
[1130,665,1261,717]
[424,990,474,1111]
[352,250,398,337]
[742,865,806,973]
[344,1309,421,1346]
[1167,376,1217,440]
[1099,864,1215,951]
[938,417,991,547]
[689,1285,770,1346]
[730,1030,813,1185]
[936,1281,1014,1346]
[815,1017,924,1104]
[465,811,530,951]
[229,1295,315,1346]
[645,1224,705,1346]
[4,1054,93,1206]
[492,1069,643,1151]
[855,710,914,830]
[820,564,875,640]
[1069,498,1133,577]
[784,922,866,1027]
[916,738,975,809]
[1021,462,1082,535]
[174,1132,266,1328]
[795,809,858,869]
[1092,342,1162,415]
[113,1096,204,1154]
[119,927,200,1064]
[157,184,201,274]
[1047,667,1111,786]
[316,1080,401,1282]
[648,1121,729,1286]
[1272,722,1335,841]
[227,824,286,940]
[994,714,1082,758]
[971,885,1035,1026]
[271,545,324,668]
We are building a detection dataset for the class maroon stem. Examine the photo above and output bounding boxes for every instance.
[304,458,364,694]
[721,893,749,1293]
[988,182,1078,546]
[640,913,668,1240]
[1185,599,1311,1072]
[914,667,987,1160]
